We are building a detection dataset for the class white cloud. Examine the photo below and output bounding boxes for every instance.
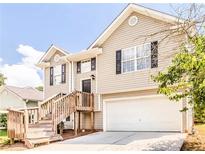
[0,57,2,63]
[0,44,44,87]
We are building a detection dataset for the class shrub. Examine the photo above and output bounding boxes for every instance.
[0,113,7,128]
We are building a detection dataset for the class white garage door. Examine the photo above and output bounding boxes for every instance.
[105,96,182,132]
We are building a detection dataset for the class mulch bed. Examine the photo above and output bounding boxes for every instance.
[181,129,205,151]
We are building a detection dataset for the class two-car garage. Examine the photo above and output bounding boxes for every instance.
[103,95,183,132]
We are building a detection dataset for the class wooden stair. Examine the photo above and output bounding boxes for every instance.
[7,91,94,148]
[25,116,63,148]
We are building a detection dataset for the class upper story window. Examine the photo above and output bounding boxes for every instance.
[77,57,96,74]
[122,43,151,73]
[50,64,66,86]
[54,65,61,85]
[81,59,91,73]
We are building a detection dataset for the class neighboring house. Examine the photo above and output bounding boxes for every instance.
[37,4,193,133]
[0,85,43,123]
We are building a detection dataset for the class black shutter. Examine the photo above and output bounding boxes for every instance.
[77,61,81,73]
[61,64,66,83]
[50,67,53,86]
[116,50,122,74]
[91,57,96,71]
[151,41,158,68]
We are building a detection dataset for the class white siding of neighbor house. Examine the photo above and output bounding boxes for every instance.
[0,89,26,110]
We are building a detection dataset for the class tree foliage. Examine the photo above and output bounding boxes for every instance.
[0,114,7,128]
[0,73,6,86]
[35,86,43,91]
[153,36,205,123]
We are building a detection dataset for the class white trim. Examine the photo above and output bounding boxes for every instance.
[88,4,184,50]
[95,55,98,94]
[103,94,164,102]
[100,85,158,95]
[71,61,74,91]
[43,68,45,100]
[103,94,183,132]
[37,45,69,66]
[68,62,71,93]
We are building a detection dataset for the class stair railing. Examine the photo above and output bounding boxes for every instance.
[39,93,63,119]
[52,91,94,134]
[52,92,76,133]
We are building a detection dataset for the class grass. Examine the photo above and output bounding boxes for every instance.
[0,129,9,146]
[0,129,7,137]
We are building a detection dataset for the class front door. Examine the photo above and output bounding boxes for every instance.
[82,79,91,93]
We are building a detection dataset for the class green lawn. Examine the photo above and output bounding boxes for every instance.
[0,129,7,137]
[0,129,9,146]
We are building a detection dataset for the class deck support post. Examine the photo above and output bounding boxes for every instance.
[78,112,81,132]
[74,111,79,135]
[91,111,94,131]
[10,138,14,144]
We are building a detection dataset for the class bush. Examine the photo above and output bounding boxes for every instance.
[0,114,7,128]
[194,105,205,123]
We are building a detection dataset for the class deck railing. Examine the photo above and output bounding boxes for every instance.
[7,109,27,141]
[39,93,63,119]
[7,90,94,141]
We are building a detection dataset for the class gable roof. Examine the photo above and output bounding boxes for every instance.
[0,85,43,101]
[88,3,184,49]
[37,44,69,65]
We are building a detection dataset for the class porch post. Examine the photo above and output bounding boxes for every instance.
[91,111,94,131]
[74,111,79,135]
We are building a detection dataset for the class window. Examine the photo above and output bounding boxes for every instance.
[122,43,151,73]
[81,59,91,73]
[54,65,61,85]
[50,67,53,85]
[61,64,66,83]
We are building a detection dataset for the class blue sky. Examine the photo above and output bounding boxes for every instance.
[0,3,178,87]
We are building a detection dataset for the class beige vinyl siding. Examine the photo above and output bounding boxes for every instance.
[44,50,70,99]
[73,61,96,92]
[97,12,185,94]
[73,61,103,129]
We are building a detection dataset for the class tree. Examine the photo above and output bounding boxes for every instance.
[150,4,205,123]
[0,113,7,128]
[0,73,6,86]
[153,36,205,123]
[35,86,43,91]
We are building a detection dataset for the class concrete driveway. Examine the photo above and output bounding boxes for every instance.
[31,132,186,151]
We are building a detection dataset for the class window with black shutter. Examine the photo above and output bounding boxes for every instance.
[77,61,81,73]
[151,41,158,68]
[116,50,122,74]
[61,64,66,83]
[50,67,53,86]
[91,57,96,71]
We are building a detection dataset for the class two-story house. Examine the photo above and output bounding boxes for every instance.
[37,4,193,133]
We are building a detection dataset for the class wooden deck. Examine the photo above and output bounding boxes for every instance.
[7,90,95,148]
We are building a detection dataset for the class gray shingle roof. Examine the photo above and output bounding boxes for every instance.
[5,85,43,101]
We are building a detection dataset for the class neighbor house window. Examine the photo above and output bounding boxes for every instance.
[81,59,91,73]
[122,43,151,73]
